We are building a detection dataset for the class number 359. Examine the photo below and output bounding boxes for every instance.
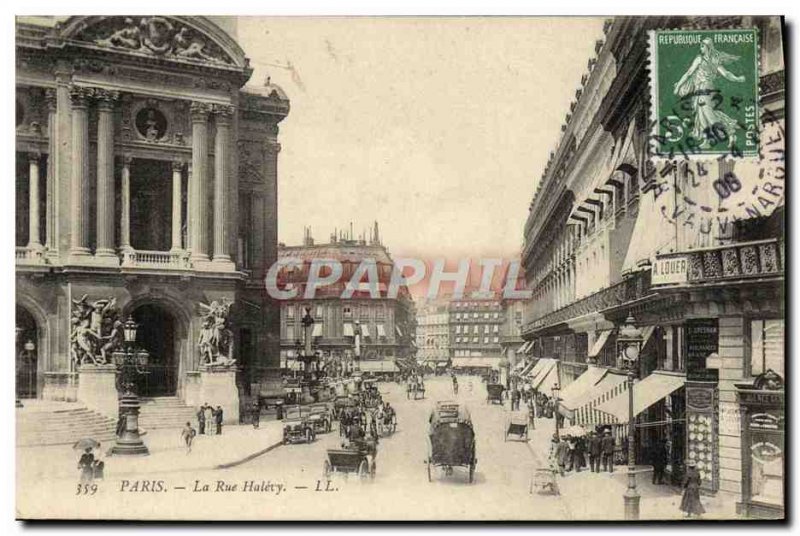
[76,483,98,495]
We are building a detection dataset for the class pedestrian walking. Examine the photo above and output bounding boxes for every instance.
[181,421,196,454]
[588,431,602,472]
[565,436,575,472]
[651,438,668,485]
[196,405,206,435]
[214,405,224,435]
[680,460,706,518]
[77,448,95,484]
[601,430,615,473]
[252,401,260,429]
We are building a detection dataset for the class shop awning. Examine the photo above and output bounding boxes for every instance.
[519,341,533,354]
[312,323,323,337]
[531,361,559,393]
[557,365,608,419]
[520,361,536,377]
[525,357,556,381]
[572,370,629,426]
[451,357,502,369]
[376,324,386,338]
[588,330,612,358]
[343,323,354,337]
[358,360,400,373]
[595,371,686,424]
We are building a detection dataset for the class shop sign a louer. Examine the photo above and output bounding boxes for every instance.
[652,255,689,285]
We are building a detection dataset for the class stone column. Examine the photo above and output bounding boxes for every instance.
[171,160,184,251]
[190,102,211,263]
[120,155,133,252]
[95,89,119,261]
[44,89,57,255]
[69,86,92,258]
[212,105,234,266]
[27,152,42,250]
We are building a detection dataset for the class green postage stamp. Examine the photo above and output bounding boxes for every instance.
[649,28,759,159]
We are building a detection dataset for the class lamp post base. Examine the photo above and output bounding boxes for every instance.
[623,484,641,520]
[111,393,149,457]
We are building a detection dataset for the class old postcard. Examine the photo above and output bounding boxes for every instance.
[14,15,785,521]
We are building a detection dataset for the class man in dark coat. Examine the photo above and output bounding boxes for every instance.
[555,437,570,476]
[601,430,615,473]
[252,401,260,429]
[196,405,206,435]
[651,439,668,484]
[573,435,586,472]
[588,431,602,472]
[214,406,223,435]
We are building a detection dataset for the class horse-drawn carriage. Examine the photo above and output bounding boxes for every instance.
[426,401,477,483]
[323,441,377,481]
[406,378,425,400]
[504,410,530,442]
[486,383,505,404]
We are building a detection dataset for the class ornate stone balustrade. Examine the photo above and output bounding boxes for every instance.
[15,246,46,265]
[655,238,784,286]
[121,249,191,270]
[523,269,652,335]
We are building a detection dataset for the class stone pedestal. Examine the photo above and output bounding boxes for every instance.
[42,372,79,402]
[185,365,239,424]
[77,364,118,418]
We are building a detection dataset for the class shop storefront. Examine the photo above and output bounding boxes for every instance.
[736,371,784,519]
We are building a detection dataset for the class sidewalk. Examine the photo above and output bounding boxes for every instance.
[524,417,740,520]
[17,420,284,484]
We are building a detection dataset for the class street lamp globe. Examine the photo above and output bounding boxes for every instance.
[617,314,643,368]
[123,316,138,343]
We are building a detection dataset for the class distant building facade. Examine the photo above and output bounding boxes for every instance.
[277,225,416,375]
[449,295,505,370]
[415,299,450,366]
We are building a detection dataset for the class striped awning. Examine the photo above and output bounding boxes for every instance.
[557,366,608,420]
[595,371,686,424]
[572,371,629,426]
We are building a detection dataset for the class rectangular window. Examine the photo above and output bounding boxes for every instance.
[315,304,324,318]
[483,337,489,344]
[493,325,499,333]
[484,325,490,334]
[286,306,295,320]
[750,319,784,377]
[286,324,295,341]
[473,312,479,319]
[493,336,499,343]
[343,305,352,318]
[456,312,461,320]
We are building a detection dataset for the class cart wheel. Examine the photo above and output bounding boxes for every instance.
[323,460,332,479]
[358,460,370,480]
[468,463,475,483]
[426,460,432,482]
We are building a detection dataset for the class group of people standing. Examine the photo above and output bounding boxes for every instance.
[550,430,616,475]
[180,403,224,454]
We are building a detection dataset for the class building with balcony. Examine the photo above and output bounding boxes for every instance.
[449,295,505,372]
[276,225,416,376]
[520,17,784,518]
[415,299,451,370]
[15,16,289,411]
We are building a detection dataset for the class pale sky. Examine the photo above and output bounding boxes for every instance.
[237,17,605,260]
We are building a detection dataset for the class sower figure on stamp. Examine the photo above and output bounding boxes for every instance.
[673,37,746,149]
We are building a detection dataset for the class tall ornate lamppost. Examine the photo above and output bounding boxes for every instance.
[617,314,644,521]
[111,317,150,456]
[353,320,362,372]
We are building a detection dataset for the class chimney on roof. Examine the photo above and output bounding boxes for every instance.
[303,226,314,246]
[372,221,381,246]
